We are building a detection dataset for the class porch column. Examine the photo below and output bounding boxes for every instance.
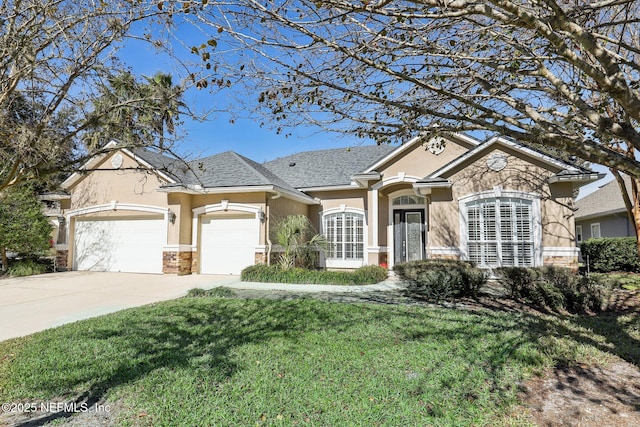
[372,188,379,248]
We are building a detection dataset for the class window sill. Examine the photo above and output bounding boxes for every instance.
[325,259,366,269]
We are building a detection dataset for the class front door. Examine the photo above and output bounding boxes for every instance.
[393,209,426,264]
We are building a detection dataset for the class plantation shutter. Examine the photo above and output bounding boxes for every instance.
[466,198,534,267]
[323,212,364,261]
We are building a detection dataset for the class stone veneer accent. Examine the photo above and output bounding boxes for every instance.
[55,250,69,271]
[191,251,199,274]
[543,255,579,270]
[255,252,267,265]
[162,251,193,275]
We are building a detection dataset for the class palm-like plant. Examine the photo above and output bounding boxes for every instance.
[275,215,327,269]
[144,73,186,150]
[85,72,185,150]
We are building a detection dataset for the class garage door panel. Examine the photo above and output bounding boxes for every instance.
[200,215,257,275]
[74,217,165,274]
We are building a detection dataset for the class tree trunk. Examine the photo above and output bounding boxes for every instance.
[1,247,7,272]
[632,178,640,259]
[610,170,640,257]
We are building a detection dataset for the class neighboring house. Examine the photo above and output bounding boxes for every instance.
[574,176,635,243]
[54,134,602,275]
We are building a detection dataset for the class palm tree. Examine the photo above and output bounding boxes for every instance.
[85,72,185,150]
[144,73,186,151]
[275,215,327,269]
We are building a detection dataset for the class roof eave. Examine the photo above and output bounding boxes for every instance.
[548,172,606,185]
[38,193,71,201]
[413,180,452,195]
[298,184,362,192]
[159,184,318,205]
[575,208,628,221]
[351,172,381,187]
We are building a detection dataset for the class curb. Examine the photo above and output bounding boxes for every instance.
[201,276,406,293]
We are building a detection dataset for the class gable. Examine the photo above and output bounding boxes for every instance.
[446,147,558,196]
[374,134,476,179]
[428,137,585,183]
[64,149,169,209]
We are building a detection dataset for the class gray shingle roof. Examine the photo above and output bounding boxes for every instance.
[575,176,629,220]
[184,151,300,192]
[130,148,191,183]
[262,145,396,188]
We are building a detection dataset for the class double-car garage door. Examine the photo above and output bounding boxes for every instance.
[73,217,165,274]
[73,213,258,275]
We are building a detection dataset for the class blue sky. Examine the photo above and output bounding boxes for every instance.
[118,35,374,164]
[118,31,611,199]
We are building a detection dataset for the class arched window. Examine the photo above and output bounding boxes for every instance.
[392,195,425,206]
[465,197,536,267]
[323,212,364,261]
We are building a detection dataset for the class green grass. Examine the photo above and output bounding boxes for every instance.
[592,272,640,291]
[0,293,638,426]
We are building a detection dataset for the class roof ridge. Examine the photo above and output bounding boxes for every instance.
[263,144,393,164]
[229,151,276,185]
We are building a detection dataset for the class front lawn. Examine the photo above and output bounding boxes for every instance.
[592,272,640,291]
[0,291,637,426]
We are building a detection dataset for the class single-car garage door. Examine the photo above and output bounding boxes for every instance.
[74,216,165,274]
[200,214,258,275]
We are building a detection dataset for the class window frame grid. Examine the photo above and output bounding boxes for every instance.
[466,197,534,267]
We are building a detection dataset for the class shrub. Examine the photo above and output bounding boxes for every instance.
[186,287,235,298]
[394,259,487,301]
[495,266,613,313]
[352,265,389,284]
[580,237,640,273]
[240,264,388,285]
[7,259,48,277]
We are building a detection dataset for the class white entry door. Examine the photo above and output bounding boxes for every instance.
[199,214,258,275]
[74,217,165,274]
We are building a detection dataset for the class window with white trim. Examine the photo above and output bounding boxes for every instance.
[466,197,534,267]
[576,225,583,243]
[392,195,425,206]
[590,223,601,239]
[323,212,364,260]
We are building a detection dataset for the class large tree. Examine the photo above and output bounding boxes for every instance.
[188,0,640,243]
[0,0,185,192]
[0,185,52,271]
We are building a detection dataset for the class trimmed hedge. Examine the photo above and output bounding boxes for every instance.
[580,237,640,273]
[394,259,487,301]
[240,264,388,285]
[495,266,613,313]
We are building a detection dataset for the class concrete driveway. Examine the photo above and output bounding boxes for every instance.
[0,271,231,342]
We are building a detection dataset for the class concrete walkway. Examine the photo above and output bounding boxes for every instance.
[209,275,405,293]
[0,272,404,342]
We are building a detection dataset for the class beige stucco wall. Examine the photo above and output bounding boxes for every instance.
[378,137,472,179]
[167,193,193,245]
[267,196,310,241]
[69,151,169,210]
[428,147,576,251]
[306,190,368,230]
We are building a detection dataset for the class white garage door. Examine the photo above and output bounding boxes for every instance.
[200,214,258,275]
[74,217,165,274]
